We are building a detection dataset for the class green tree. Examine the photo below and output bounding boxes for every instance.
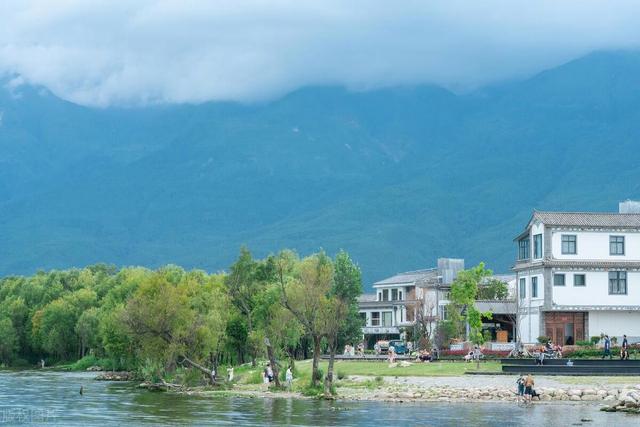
[448,262,493,346]
[0,317,18,364]
[323,250,363,396]
[278,250,334,387]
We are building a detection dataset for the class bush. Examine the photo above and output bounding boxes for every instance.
[537,336,550,344]
[70,355,124,371]
[246,369,265,384]
[313,367,324,383]
[575,340,592,347]
[300,384,324,397]
[590,336,601,345]
[337,370,346,380]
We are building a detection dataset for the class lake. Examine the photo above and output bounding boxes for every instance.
[0,371,636,426]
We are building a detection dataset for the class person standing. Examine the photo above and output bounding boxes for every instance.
[602,335,612,360]
[516,375,525,403]
[285,367,293,391]
[524,374,535,403]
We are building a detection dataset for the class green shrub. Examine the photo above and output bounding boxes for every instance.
[313,367,324,383]
[300,384,324,397]
[374,376,383,384]
[139,358,163,383]
[246,369,264,384]
[590,336,601,345]
[575,340,592,347]
[70,355,124,371]
[337,370,346,380]
[537,336,550,344]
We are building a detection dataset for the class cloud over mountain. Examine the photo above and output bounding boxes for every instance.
[1,0,640,106]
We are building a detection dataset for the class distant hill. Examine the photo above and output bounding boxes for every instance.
[1,50,640,286]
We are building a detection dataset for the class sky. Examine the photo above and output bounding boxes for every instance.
[1,0,640,107]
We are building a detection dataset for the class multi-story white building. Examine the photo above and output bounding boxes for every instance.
[358,258,517,348]
[357,259,465,347]
[514,201,640,345]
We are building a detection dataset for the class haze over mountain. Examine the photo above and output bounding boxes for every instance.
[1,51,640,285]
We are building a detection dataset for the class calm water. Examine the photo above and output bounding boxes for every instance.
[0,370,636,426]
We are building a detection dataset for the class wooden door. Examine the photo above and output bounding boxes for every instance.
[554,327,564,346]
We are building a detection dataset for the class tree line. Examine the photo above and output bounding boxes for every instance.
[0,248,362,396]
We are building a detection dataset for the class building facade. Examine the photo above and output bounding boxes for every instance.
[357,258,517,348]
[357,259,465,347]
[514,202,640,345]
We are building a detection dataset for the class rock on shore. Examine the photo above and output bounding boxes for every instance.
[601,386,640,413]
[340,383,640,405]
[94,371,134,381]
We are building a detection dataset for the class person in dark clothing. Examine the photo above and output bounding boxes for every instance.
[621,335,630,360]
[602,335,612,360]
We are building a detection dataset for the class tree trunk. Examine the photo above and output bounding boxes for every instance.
[264,337,281,387]
[248,316,256,368]
[324,339,337,398]
[311,334,321,387]
[183,355,216,385]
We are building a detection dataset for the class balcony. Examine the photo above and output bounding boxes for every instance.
[362,326,400,335]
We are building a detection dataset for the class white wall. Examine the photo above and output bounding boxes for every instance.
[552,271,640,306]
[588,311,640,340]
[551,230,640,260]
[519,310,540,343]
[517,273,544,307]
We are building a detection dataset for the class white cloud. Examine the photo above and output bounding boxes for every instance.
[1,0,639,107]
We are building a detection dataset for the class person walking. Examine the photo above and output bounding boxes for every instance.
[602,335,612,360]
[524,374,535,403]
[621,335,630,360]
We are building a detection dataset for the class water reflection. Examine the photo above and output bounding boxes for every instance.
[0,371,635,426]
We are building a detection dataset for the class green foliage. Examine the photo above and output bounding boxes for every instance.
[69,355,124,371]
[575,340,592,347]
[448,263,493,345]
[537,336,550,344]
[0,317,18,364]
[477,279,509,300]
[337,370,346,380]
[590,336,601,345]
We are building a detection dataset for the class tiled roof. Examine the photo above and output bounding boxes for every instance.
[533,211,640,228]
[373,268,438,286]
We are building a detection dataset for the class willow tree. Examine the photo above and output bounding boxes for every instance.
[123,268,229,383]
[278,250,334,387]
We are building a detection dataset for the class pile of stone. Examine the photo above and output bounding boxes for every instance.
[601,387,640,413]
[94,371,133,381]
[341,384,628,404]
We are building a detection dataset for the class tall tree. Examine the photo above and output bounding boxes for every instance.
[278,250,334,387]
[225,247,263,366]
[323,250,363,397]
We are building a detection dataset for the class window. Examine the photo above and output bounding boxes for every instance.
[377,292,382,301]
[371,312,380,326]
[554,274,565,287]
[574,274,586,287]
[610,236,625,255]
[399,290,403,300]
[609,271,627,295]
[382,289,389,301]
[533,234,543,259]
[561,235,577,254]
[382,312,393,326]
[391,289,398,301]
[519,278,526,299]
[518,238,530,260]
[532,277,538,298]
[440,305,448,320]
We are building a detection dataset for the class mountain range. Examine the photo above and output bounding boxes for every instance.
[2,50,640,286]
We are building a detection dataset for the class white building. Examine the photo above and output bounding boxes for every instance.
[514,201,640,345]
[357,258,517,348]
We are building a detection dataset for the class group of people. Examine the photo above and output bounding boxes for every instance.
[516,374,537,403]
[602,334,631,360]
[463,346,483,363]
[343,343,366,357]
[535,341,562,365]
[262,364,295,390]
